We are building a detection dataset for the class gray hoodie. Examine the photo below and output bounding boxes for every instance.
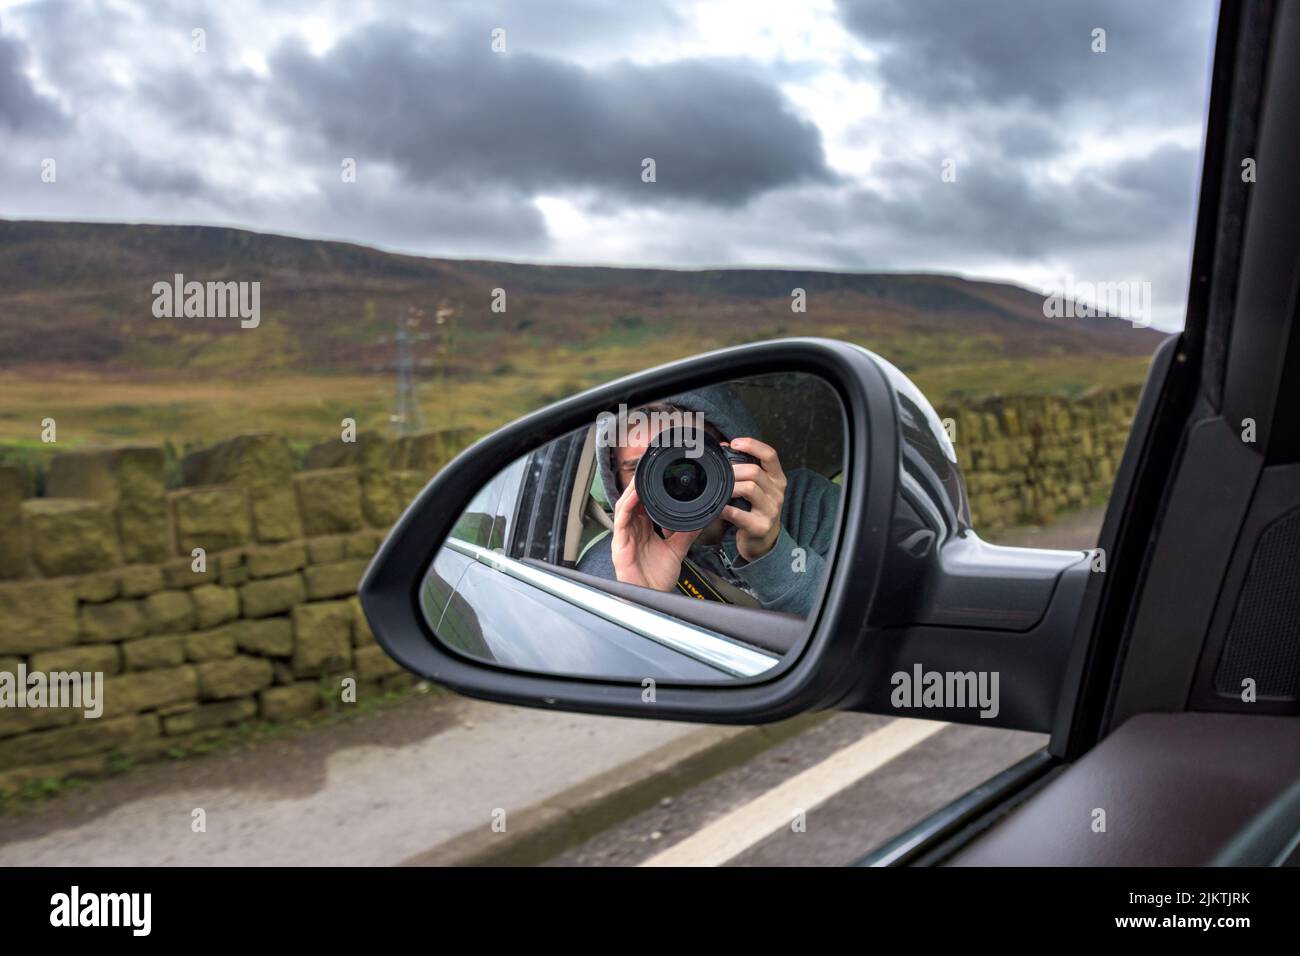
[579,384,840,616]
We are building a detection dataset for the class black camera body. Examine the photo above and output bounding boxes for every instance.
[634,426,759,533]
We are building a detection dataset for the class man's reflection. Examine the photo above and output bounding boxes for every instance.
[577,384,840,616]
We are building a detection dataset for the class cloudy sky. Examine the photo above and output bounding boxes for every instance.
[0,0,1216,328]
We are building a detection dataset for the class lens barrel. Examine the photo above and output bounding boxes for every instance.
[634,427,757,532]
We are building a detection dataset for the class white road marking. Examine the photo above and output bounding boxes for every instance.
[639,718,948,867]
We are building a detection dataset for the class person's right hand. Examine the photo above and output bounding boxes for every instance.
[610,479,701,591]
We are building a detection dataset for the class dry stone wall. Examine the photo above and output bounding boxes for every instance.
[0,427,475,794]
[940,384,1141,531]
[0,384,1141,792]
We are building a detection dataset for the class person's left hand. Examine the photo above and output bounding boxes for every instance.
[721,437,787,563]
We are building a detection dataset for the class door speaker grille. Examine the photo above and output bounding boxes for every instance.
[1214,508,1300,701]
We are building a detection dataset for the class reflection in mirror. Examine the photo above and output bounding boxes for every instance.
[422,373,846,682]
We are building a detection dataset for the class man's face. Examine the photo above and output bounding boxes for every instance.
[614,416,665,493]
[613,410,728,543]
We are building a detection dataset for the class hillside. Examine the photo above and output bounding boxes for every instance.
[0,219,1161,376]
[0,219,1164,452]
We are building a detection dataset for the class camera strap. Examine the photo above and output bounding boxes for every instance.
[675,558,729,603]
[676,556,764,609]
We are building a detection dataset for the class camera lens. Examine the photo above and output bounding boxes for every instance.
[635,426,738,532]
[662,459,706,502]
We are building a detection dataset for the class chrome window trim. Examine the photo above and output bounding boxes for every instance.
[442,538,780,678]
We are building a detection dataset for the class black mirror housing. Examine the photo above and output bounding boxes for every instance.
[359,338,901,723]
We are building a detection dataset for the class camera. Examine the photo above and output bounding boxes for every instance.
[634,426,759,533]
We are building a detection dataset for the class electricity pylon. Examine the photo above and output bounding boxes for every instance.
[389,306,428,436]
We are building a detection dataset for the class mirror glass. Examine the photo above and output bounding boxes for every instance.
[421,372,847,682]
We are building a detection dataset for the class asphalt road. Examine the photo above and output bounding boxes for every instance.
[547,715,1045,866]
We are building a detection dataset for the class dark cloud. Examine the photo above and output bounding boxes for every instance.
[1103,142,1201,223]
[136,67,242,135]
[0,19,66,132]
[824,0,1209,285]
[284,182,549,253]
[993,118,1063,160]
[809,140,1201,264]
[837,0,1213,114]
[268,24,834,207]
[109,152,210,198]
[3,0,126,98]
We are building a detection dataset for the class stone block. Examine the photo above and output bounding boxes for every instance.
[350,596,374,646]
[119,565,166,597]
[354,645,401,682]
[306,535,346,564]
[227,617,293,657]
[0,465,30,579]
[185,627,237,662]
[0,715,152,771]
[79,599,146,644]
[0,754,108,795]
[259,682,322,722]
[247,541,307,579]
[170,485,250,554]
[120,724,219,762]
[304,431,393,472]
[122,635,186,671]
[249,486,303,545]
[291,601,353,676]
[360,473,404,528]
[162,553,221,589]
[239,573,306,618]
[0,696,80,739]
[294,469,363,536]
[75,572,121,603]
[0,581,78,654]
[219,563,248,588]
[162,697,256,735]
[30,644,122,676]
[101,666,198,718]
[303,559,368,600]
[343,530,385,559]
[191,584,239,629]
[142,590,195,634]
[396,427,477,473]
[196,656,273,701]
[21,499,119,575]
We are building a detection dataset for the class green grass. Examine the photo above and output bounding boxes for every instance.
[0,340,1152,452]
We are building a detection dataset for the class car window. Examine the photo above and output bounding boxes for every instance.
[449,456,526,549]
[0,0,1222,874]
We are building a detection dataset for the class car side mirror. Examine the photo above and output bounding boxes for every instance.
[360,338,1090,728]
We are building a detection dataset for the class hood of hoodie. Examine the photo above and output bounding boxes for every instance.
[593,383,761,509]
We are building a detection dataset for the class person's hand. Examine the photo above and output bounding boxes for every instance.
[610,478,702,591]
[722,437,787,563]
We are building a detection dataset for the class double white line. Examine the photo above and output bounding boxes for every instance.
[640,718,947,867]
